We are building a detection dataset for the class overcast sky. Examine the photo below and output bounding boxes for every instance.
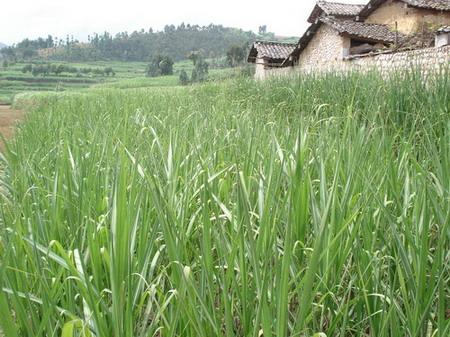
[1,0,367,45]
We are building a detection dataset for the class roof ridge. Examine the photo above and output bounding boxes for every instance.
[317,0,365,6]
[254,40,297,45]
[317,16,406,44]
[322,16,391,27]
[359,0,450,19]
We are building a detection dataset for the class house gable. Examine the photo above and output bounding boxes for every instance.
[308,1,365,23]
[360,0,450,34]
[290,17,401,66]
[296,24,348,71]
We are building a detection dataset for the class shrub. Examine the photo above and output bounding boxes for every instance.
[178,69,189,85]
[146,55,174,77]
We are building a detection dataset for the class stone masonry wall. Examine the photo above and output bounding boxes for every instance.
[255,57,268,80]
[340,45,450,77]
[261,45,450,79]
[297,25,347,70]
[263,24,346,79]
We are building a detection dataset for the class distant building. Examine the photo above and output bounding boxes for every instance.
[247,41,296,80]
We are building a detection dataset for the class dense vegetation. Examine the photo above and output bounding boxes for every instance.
[0,70,449,337]
[21,64,115,77]
[146,55,174,77]
[0,24,287,62]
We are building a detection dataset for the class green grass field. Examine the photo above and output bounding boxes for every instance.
[0,60,146,104]
[0,70,449,337]
[0,59,237,104]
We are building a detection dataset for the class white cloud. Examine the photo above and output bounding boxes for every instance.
[0,0,367,44]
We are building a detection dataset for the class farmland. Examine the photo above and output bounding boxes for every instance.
[0,104,23,150]
[0,70,449,337]
[0,59,235,104]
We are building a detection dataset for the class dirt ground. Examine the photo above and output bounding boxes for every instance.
[0,105,23,151]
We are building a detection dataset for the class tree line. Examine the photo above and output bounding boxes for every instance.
[1,24,278,63]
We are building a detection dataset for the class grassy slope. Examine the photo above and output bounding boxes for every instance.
[0,60,156,104]
[0,59,236,103]
[0,71,449,337]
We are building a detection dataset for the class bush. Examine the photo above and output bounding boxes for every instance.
[226,45,246,67]
[21,64,32,73]
[189,52,209,83]
[237,65,255,78]
[146,55,174,77]
[104,67,115,76]
[19,63,112,77]
[179,70,189,85]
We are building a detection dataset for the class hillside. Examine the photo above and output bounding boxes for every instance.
[0,42,6,49]
[2,24,297,62]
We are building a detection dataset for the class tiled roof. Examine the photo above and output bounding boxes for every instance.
[308,1,365,23]
[403,0,450,11]
[358,0,450,20]
[437,26,450,33]
[289,17,404,62]
[320,17,403,43]
[247,41,297,62]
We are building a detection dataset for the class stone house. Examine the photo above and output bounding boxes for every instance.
[290,16,402,72]
[249,0,450,78]
[247,41,296,79]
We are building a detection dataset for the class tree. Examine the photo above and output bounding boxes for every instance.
[158,57,174,75]
[146,62,160,77]
[21,64,32,73]
[258,25,267,35]
[46,35,54,48]
[226,45,246,67]
[22,48,37,59]
[104,67,115,76]
[189,52,209,83]
[146,54,174,77]
[0,47,16,61]
[179,70,189,85]
[2,24,263,63]
[55,64,65,75]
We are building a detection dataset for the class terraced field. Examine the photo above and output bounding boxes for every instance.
[0,60,236,104]
[0,61,149,104]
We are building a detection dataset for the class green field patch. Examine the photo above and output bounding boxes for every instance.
[1,70,449,336]
[3,76,99,84]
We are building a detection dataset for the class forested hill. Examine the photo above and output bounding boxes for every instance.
[1,24,295,62]
[0,42,6,49]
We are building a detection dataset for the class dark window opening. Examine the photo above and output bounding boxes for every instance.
[349,39,386,55]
